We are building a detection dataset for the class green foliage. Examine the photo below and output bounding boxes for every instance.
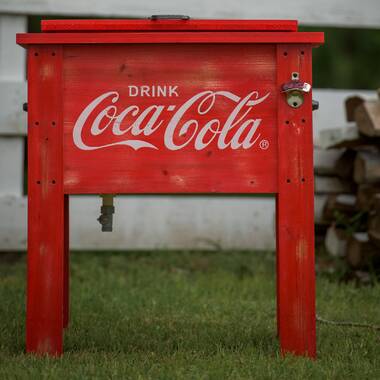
[0,251,379,379]
[301,26,380,90]
[333,210,368,235]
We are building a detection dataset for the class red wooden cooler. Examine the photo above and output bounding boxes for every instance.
[17,17,324,358]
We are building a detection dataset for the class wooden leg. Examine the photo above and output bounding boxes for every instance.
[63,195,70,329]
[276,44,316,358]
[26,45,64,356]
[26,186,65,355]
[276,187,316,357]
[275,195,280,338]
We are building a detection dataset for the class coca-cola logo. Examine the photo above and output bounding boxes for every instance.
[72,88,270,151]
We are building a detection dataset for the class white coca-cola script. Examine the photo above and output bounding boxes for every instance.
[72,90,270,151]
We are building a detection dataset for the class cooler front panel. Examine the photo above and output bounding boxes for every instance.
[62,43,278,193]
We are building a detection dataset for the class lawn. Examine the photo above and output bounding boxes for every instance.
[0,250,379,379]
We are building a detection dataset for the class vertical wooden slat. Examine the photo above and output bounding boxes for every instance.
[0,15,27,195]
[0,138,24,195]
[26,45,65,355]
[0,15,26,81]
[276,44,316,358]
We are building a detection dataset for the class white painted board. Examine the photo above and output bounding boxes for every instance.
[0,195,27,249]
[70,196,277,251]
[0,194,325,251]
[0,15,27,136]
[0,195,277,251]
[0,15,26,81]
[0,81,27,135]
[0,137,24,195]
[1,0,380,28]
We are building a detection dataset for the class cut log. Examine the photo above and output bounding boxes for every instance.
[355,100,380,137]
[356,184,380,211]
[345,95,364,122]
[368,194,380,248]
[323,194,357,221]
[371,193,380,211]
[368,213,380,232]
[314,148,343,177]
[315,194,328,223]
[368,230,380,249]
[353,151,380,184]
[318,126,365,149]
[346,232,380,269]
[314,166,338,177]
[315,221,330,236]
[325,224,348,257]
[315,176,355,194]
[334,149,357,179]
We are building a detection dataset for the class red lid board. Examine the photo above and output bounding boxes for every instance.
[17,19,324,46]
[41,19,299,32]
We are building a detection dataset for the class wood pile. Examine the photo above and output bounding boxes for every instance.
[315,92,380,270]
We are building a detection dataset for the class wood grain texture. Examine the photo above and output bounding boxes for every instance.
[276,44,316,358]
[16,32,324,46]
[26,45,65,356]
[42,19,298,32]
[62,44,278,194]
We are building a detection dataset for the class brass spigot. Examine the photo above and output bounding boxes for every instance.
[97,194,115,232]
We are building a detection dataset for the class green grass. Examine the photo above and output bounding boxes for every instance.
[0,250,379,379]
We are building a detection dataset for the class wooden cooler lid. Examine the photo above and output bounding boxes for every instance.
[17,19,324,46]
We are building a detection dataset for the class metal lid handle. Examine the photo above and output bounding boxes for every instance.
[149,15,190,20]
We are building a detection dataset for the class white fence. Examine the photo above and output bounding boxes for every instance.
[2,0,380,28]
[0,2,378,250]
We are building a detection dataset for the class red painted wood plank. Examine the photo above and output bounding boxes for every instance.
[276,44,316,358]
[41,19,298,32]
[63,195,69,329]
[62,44,278,194]
[16,31,324,47]
[26,46,65,356]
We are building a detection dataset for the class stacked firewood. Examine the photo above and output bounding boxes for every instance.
[315,92,380,271]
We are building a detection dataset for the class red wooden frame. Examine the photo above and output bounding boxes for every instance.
[18,19,323,358]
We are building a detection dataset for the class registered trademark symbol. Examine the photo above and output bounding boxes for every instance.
[259,139,269,150]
